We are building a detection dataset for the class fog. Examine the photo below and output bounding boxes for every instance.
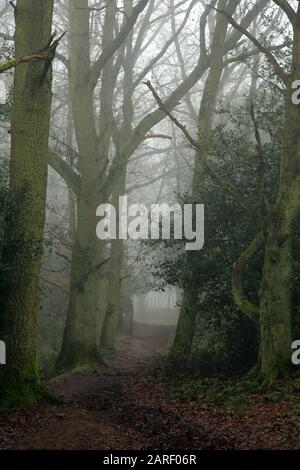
[0,0,299,453]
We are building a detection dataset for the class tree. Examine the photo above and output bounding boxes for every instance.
[171,0,241,358]
[217,0,300,382]
[49,0,269,368]
[56,0,151,369]
[54,0,199,367]
[148,91,282,375]
[0,0,55,409]
[146,0,300,383]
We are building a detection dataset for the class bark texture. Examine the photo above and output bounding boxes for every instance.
[0,0,54,409]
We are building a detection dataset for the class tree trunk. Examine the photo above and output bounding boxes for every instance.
[100,167,127,352]
[171,0,239,358]
[259,56,300,381]
[171,288,198,357]
[119,264,134,336]
[0,0,54,408]
[101,237,124,352]
[120,290,134,336]
[57,0,108,369]
[259,222,293,382]
[57,196,103,368]
[101,0,134,353]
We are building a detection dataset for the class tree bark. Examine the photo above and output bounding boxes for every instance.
[100,174,126,352]
[0,0,54,409]
[57,0,106,369]
[171,288,198,357]
[259,55,300,381]
[100,0,134,353]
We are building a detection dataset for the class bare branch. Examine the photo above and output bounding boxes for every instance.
[133,0,198,88]
[144,80,264,225]
[48,151,81,195]
[209,5,289,85]
[144,133,172,140]
[272,0,296,24]
[250,104,270,212]
[41,277,69,295]
[90,0,149,88]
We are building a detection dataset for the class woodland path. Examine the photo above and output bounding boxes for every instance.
[0,325,211,450]
[0,325,299,450]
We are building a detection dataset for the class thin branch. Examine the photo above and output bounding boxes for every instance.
[102,0,270,198]
[48,151,81,195]
[133,0,198,88]
[200,0,218,58]
[144,80,264,226]
[272,0,296,25]
[126,166,180,193]
[250,103,270,213]
[210,5,289,85]
[144,133,172,140]
[224,40,291,66]
[41,277,69,295]
[90,0,149,87]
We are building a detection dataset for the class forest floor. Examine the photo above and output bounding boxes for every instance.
[0,324,300,449]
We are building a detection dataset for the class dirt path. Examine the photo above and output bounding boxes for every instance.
[1,326,299,450]
[0,326,199,450]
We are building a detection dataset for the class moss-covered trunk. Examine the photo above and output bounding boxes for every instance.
[259,27,300,380]
[0,0,54,408]
[260,222,293,382]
